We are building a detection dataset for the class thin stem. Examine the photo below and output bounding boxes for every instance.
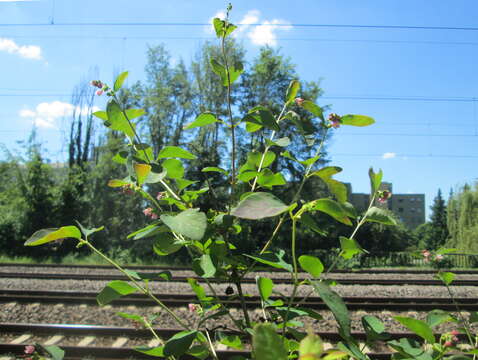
[282,217,299,336]
[205,329,219,360]
[445,283,474,346]
[250,103,288,192]
[234,280,252,329]
[81,239,189,329]
[220,31,236,210]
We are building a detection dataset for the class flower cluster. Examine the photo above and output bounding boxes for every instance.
[294,97,305,106]
[143,207,158,220]
[23,345,35,360]
[443,330,460,348]
[90,80,113,97]
[377,190,392,204]
[328,113,342,129]
[422,249,444,263]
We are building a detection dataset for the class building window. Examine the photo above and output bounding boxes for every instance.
[398,207,404,213]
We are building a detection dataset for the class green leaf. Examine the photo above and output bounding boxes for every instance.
[257,277,273,301]
[220,335,243,350]
[340,114,375,127]
[124,108,145,120]
[436,271,456,286]
[469,312,478,323]
[202,166,228,174]
[394,316,435,343]
[164,330,197,357]
[300,155,320,167]
[176,178,197,191]
[340,236,366,259]
[112,150,128,164]
[247,150,276,168]
[157,146,196,160]
[285,80,300,105]
[160,208,207,241]
[299,255,324,278]
[284,110,316,136]
[312,281,351,339]
[106,100,135,137]
[257,169,286,188]
[107,179,129,188]
[253,324,288,360]
[135,346,164,357]
[153,234,183,256]
[212,18,237,38]
[92,110,108,121]
[299,332,323,359]
[193,254,216,278]
[162,158,184,179]
[302,100,324,120]
[266,137,291,147]
[24,226,81,246]
[75,222,104,238]
[362,315,388,341]
[365,207,397,226]
[246,249,293,272]
[134,163,151,186]
[309,167,347,203]
[299,213,327,236]
[114,71,128,91]
[237,170,258,182]
[309,199,352,226]
[231,192,289,220]
[245,109,280,131]
[426,310,453,328]
[387,338,427,358]
[368,167,383,194]
[97,280,137,306]
[184,112,218,130]
[188,278,210,302]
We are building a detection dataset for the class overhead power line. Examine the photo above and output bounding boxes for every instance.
[1,22,478,31]
[334,153,478,159]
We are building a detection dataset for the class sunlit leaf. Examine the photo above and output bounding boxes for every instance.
[162,159,184,179]
[97,280,137,306]
[184,112,218,130]
[285,80,300,105]
[299,255,324,278]
[160,208,207,241]
[25,226,81,246]
[365,207,397,226]
[114,71,129,91]
[340,114,374,127]
[157,146,196,160]
[231,192,289,220]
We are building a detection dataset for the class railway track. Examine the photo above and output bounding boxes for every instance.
[1,271,477,286]
[1,323,459,360]
[2,262,478,274]
[1,289,477,311]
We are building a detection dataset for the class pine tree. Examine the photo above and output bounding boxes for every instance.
[427,189,449,249]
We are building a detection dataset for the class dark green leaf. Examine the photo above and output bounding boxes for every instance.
[193,254,216,278]
[257,169,286,188]
[312,281,351,339]
[247,150,276,168]
[97,280,137,306]
[394,316,435,343]
[365,206,397,226]
[114,71,128,91]
[340,114,375,127]
[362,315,389,341]
[253,324,288,360]
[299,213,327,236]
[184,112,218,130]
[160,208,207,241]
[310,199,352,226]
[164,330,197,357]
[157,146,196,160]
[231,192,289,220]
[25,226,81,246]
[299,255,324,278]
[246,249,293,272]
[153,234,183,256]
[426,310,453,328]
[285,80,300,104]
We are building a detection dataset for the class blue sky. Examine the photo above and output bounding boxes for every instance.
[1,0,477,219]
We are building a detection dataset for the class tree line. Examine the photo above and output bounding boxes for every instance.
[1,39,473,265]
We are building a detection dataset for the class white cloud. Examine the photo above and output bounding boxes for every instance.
[0,38,42,60]
[19,101,100,129]
[206,9,292,47]
[382,152,397,159]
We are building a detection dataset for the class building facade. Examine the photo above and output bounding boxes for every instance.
[346,182,425,229]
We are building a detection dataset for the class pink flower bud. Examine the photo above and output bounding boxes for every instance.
[96,89,104,96]
[24,345,35,354]
[294,97,304,106]
[156,192,165,201]
[451,330,460,336]
[378,190,392,203]
[444,340,454,348]
[328,113,342,129]
[188,303,197,312]
[143,208,153,217]
[151,213,159,220]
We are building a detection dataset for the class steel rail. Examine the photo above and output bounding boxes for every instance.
[2,289,478,311]
[2,262,478,274]
[1,271,477,286]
